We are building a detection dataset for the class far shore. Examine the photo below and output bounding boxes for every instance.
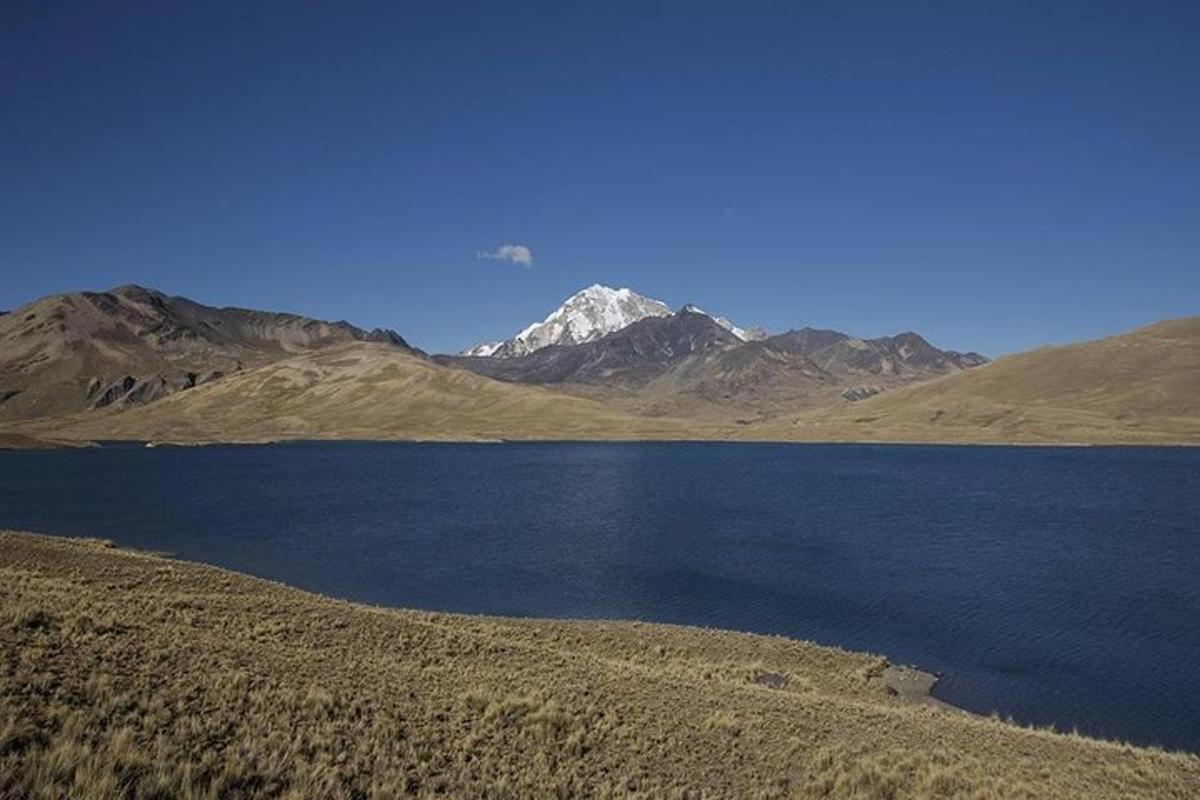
[4,431,1199,451]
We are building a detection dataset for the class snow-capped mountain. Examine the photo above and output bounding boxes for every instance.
[462,284,763,358]
[463,285,672,358]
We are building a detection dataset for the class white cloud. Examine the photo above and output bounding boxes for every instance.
[477,243,533,267]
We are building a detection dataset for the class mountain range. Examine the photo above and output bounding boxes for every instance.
[1,283,1196,446]
[444,289,986,418]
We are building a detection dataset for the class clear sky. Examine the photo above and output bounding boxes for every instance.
[3,1,1197,355]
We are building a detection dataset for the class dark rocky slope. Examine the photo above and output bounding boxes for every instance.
[444,310,988,411]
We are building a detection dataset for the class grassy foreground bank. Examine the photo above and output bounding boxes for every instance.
[2,532,1197,798]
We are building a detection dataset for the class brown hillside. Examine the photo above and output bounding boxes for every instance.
[754,317,1200,444]
[19,342,699,443]
[0,285,411,423]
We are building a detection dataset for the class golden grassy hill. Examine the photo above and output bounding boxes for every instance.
[2,531,1197,798]
[15,343,706,444]
[751,317,1200,444]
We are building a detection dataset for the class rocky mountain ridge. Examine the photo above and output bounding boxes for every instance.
[0,284,413,421]
[446,305,989,411]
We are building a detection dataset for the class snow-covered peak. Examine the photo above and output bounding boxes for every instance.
[678,304,766,342]
[462,284,671,358]
[461,284,765,357]
[462,340,504,357]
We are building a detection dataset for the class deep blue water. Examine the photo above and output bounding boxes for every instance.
[2,442,1198,752]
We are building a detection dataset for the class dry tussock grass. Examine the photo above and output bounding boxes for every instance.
[1,530,1197,798]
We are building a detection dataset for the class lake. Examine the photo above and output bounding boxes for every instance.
[2,441,1198,751]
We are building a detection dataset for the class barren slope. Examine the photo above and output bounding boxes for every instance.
[18,342,700,443]
[754,317,1200,444]
[0,285,411,423]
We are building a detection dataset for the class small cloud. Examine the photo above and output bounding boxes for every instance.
[477,243,533,267]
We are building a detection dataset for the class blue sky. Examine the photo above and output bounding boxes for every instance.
[2,1,1197,355]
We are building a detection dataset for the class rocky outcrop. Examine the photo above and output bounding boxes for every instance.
[842,385,885,402]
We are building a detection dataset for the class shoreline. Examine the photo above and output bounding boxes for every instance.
[4,432,1199,451]
[130,532,966,713]
[882,664,963,713]
[4,527,966,714]
[2,529,1197,796]
[0,529,1093,730]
